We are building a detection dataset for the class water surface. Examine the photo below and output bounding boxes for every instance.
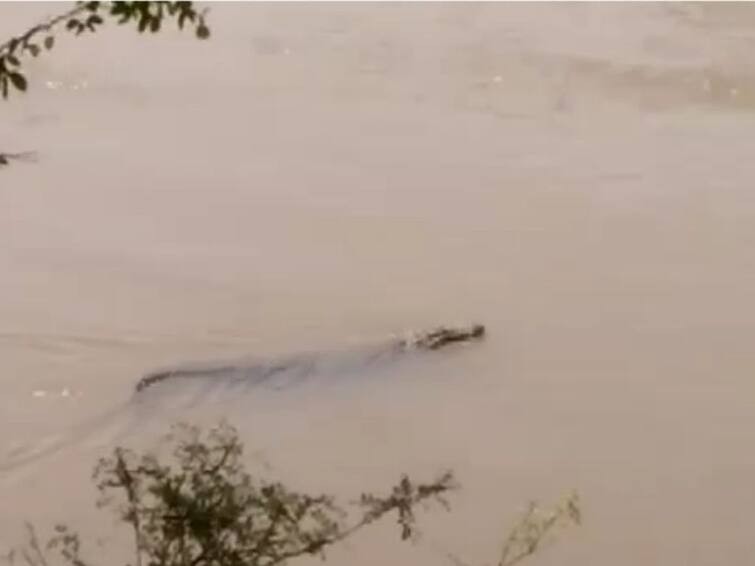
[2,4,755,565]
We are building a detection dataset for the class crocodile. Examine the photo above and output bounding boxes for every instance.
[135,323,486,394]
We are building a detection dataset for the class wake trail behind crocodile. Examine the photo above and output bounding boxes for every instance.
[0,344,409,479]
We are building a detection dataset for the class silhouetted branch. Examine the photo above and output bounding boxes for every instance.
[0,2,210,99]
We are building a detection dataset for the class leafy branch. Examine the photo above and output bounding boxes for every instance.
[446,492,581,566]
[0,2,210,99]
[5,422,456,566]
[3,422,580,566]
[497,492,581,566]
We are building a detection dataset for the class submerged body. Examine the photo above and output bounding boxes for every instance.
[135,324,486,394]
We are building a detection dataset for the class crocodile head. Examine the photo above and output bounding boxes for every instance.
[406,323,487,350]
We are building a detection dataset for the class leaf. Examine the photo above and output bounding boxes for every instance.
[66,19,80,31]
[1,77,8,100]
[87,14,103,26]
[6,55,20,67]
[44,36,55,50]
[27,44,40,57]
[110,2,128,18]
[9,72,27,92]
[196,24,210,40]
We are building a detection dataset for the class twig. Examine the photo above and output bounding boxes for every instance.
[0,4,88,56]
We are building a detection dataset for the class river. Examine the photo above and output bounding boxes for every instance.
[2,3,755,565]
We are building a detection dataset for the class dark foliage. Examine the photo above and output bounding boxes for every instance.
[5,422,456,566]
[0,2,210,99]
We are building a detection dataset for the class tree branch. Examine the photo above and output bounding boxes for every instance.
[0,4,87,56]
